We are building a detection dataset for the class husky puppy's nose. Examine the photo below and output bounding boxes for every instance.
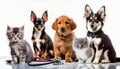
[61,28,65,32]
[91,24,94,28]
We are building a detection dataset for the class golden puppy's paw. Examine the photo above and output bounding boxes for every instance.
[65,58,73,63]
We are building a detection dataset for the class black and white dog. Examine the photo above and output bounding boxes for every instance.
[30,11,54,59]
[84,4,119,63]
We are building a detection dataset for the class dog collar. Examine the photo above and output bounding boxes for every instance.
[57,33,71,39]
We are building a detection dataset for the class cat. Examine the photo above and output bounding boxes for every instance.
[6,26,33,64]
[72,37,94,63]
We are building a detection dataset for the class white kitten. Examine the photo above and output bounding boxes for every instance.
[72,37,94,63]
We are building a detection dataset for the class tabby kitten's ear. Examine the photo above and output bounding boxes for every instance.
[7,25,12,32]
[19,26,24,32]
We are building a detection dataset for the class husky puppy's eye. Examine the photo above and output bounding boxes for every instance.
[95,20,98,23]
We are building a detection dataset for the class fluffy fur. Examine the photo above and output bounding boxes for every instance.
[52,15,77,62]
[73,37,94,63]
[6,26,33,64]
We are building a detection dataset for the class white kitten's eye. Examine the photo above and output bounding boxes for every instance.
[81,45,84,48]
[77,45,81,48]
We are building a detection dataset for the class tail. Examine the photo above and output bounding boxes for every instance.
[116,57,120,62]
[6,60,12,64]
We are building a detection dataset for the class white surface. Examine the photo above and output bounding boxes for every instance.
[0,0,120,58]
[0,57,120,69]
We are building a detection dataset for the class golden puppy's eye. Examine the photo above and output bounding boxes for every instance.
[58,22,61,24]
[65,21,69,24]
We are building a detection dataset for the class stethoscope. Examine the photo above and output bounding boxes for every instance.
[28,57,64,66]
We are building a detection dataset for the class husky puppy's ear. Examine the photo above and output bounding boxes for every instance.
[84,4,93,18]
[97,6,106,20]
[42,10,48,22]
[31,11,37,22]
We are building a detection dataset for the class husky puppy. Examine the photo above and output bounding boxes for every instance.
[84,4,120,63]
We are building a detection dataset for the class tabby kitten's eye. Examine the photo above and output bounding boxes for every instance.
[16,34,23,39]
[11,33,14,37]
[8,35,12,39]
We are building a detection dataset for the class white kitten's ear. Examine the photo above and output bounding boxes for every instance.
[97,6,106,20]
[7,25,12,32]
[84,4,93,18]
[20,26,24,32]
[73,37,78,42]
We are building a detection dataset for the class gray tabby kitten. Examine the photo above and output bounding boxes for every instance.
[6,26,33,64]
[72,37,94,63]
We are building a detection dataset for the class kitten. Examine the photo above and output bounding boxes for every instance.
[6,26,33,64]
[72,37,94,63]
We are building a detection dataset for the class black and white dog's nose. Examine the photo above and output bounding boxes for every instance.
[91,24,94,28]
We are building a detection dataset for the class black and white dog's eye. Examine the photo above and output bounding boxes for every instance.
[36,22,38,24]
[41,22,44,24]
[95,20,99,23]
[89,19,92,22]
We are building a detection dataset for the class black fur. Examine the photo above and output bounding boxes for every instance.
[85,5,119,63]
[31,11,54,58]
[87,30,116,62]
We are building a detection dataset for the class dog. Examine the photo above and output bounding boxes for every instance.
[52,15,77,62]
[84,4,120,63]
[30,10,54,59]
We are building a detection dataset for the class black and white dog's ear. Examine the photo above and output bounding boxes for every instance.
[42,10,48,22]
[31,11,37,22]
[97,6,106,20]
[84,4,93,18]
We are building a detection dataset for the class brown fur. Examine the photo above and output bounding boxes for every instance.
[52,15,77,62]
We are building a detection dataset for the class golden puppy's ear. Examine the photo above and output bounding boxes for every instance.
[70,19,77,30]
[52,19,58,30]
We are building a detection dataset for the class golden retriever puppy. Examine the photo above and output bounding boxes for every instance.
[52,15,77,62]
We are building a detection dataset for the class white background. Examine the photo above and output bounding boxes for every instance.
[0,0,120,58]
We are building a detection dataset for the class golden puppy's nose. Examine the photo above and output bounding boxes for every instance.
[61,27,65,32]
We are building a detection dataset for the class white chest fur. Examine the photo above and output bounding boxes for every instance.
[87,36,101,47]
[34,31,42,51]
[74,47,89,60]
